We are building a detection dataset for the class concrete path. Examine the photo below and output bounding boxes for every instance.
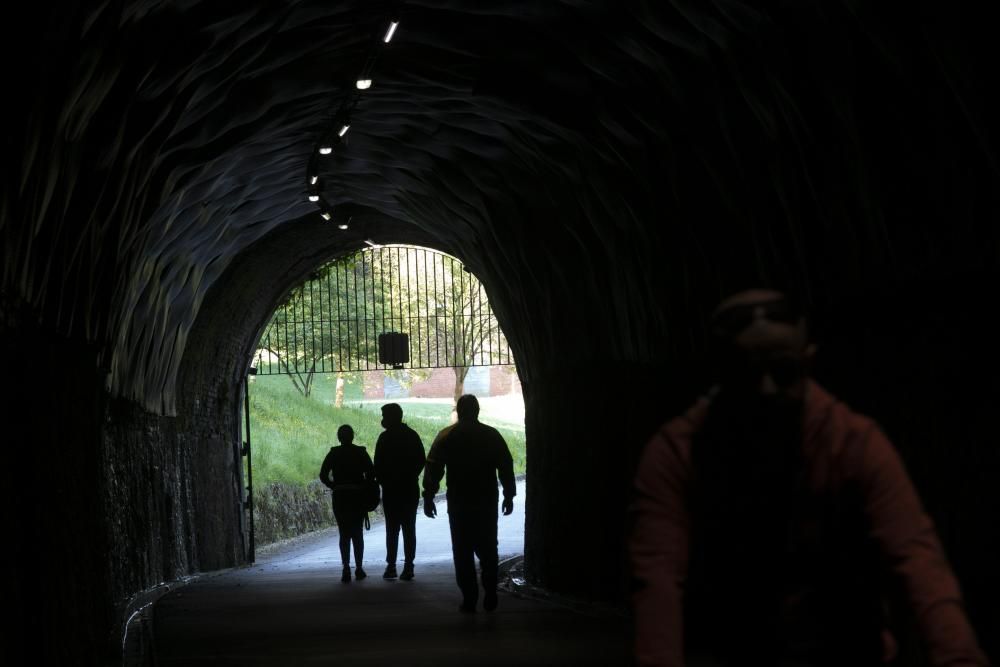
[151,489,630,665]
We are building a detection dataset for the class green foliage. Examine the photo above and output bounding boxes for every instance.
[251,246,512,399]
[246,374,526,487]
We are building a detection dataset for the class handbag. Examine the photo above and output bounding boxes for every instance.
[363,478,381,513]
[363,478,380,531]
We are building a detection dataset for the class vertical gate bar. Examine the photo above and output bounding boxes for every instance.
[450,256,459,367]
[309,273,318,374]
[444,256,450,367]
[363,251,371,370]
[343,258,351,372]
[355,253,361,371]
[413,248,421,367]
[479,279,485,365]
[357,252,366,370]
[385,247,392,364]
[423,249,430,366]
[441,255,449,369]
[244,375,256,563]
[399,248,413,368]
[264,330,271,374]
[300,285,306,374]
[486,282,493,365]
[382,248,399,366]
[380,247,387,363]
[326,265,340,370]
[396,247,403,359]
[314,270,322,374]
[432,251,440,367]
[319,267,327,374]
[468,267,474,365]
[282,294,290,375]
[336,259,344,372]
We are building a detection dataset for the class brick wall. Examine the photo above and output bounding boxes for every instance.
[360,366,522,399]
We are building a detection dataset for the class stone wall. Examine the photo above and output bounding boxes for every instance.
[253,481,335,546]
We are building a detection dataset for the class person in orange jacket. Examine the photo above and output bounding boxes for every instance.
[628,289,988,666]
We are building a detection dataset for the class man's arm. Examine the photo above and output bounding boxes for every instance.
[856,426,988,666]
[422,427,451,501]
[492,429,516,515]
[373,434,386,484]
[409,428,427,479]
[628,429,691,667]
[495,430,516,500]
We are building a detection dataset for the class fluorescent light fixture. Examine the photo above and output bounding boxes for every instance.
[338,124,350,137]
[308,194,319,202]
[320,211,332,221]
[310,175,318,185]
[338,223,349,230]
[319,146,333,155]
[384,21,399,43]
[356,79,372,90]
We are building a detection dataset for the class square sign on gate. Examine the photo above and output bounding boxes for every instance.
[378,332,410,368]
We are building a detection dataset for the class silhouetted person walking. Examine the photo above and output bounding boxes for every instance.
[628,289,988,666]
[423,394,516,612]
[374,402,426,580]
[320,424,374,583]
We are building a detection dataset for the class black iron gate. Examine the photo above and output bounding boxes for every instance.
[251,245,513,375]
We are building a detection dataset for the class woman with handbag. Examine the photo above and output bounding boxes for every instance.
[319,424,375,582]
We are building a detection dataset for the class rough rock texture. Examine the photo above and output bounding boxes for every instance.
[254,481,335,546]
[2,1,999,663]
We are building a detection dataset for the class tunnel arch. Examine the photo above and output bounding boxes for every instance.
[172,208,533,565]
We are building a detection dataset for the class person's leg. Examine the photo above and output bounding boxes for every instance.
[352,512,366,579]
[383,499,400,576]
[449,511,478,610]
[474,508,500,610]
[399,497,418,579]
[333,505,351,581]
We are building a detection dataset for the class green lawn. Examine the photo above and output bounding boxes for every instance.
[246,373,526,487]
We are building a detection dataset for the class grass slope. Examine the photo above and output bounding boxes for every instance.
[247,374,526,487]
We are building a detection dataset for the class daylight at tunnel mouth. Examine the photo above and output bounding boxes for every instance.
[242,244,526,557]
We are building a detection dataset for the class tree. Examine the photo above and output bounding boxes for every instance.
[255,254,380,397]
[253,245,510,404]
[400,250,508,405]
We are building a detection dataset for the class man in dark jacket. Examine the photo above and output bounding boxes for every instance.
[423,394,516,612]
[374,403,426,581]
[628,289,987,666]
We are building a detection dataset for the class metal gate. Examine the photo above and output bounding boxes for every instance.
[251,245,513,376]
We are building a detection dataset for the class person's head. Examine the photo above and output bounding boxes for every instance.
[337,424,354,445]
[381,403,403,429]
[709,288,816,409]
[455,394,480,422]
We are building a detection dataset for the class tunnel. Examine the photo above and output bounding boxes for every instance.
[2,1,999,664]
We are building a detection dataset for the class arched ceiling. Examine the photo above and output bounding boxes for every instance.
[3,1,998,413]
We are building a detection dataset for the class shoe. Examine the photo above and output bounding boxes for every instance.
[341,567,351,583]
[355,567,367,580]
[383,565,398,579]
[483,590,498,611]
[399,564,414,581]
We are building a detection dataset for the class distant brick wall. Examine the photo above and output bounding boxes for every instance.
[361,366,522,399]
[409,367,458,397]
[490,366,521,394]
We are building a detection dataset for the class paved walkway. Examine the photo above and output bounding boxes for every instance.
[151,489,630,665]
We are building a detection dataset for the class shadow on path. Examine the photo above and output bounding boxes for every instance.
[151,489,629,665]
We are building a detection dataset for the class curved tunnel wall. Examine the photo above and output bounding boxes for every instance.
[2,1,999,663]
